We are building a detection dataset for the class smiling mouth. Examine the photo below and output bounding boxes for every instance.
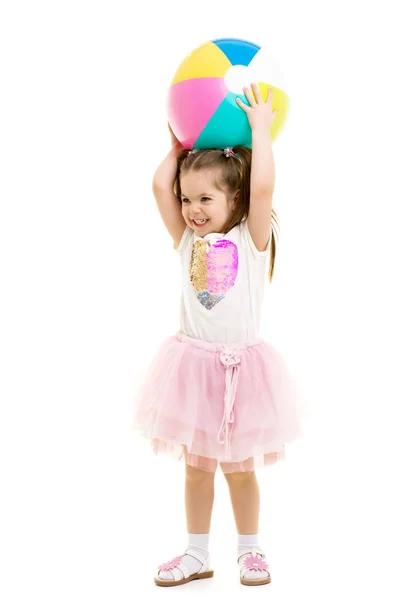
[192,219,209,226]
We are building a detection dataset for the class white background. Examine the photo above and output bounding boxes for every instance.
[1,1,399,598]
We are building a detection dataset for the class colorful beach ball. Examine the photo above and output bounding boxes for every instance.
[167,37,290,150]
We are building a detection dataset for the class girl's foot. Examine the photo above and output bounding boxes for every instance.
[154,546,214,587]
[237,547,271,586]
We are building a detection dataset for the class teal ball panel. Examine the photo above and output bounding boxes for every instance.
[194,92,252,149]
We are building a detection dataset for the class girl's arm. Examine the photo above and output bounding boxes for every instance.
[236,84,278,252]
[248,130,274,251]
[153,127,186,248]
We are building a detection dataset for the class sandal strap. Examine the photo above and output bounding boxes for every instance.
[157,561,191,581]
[240,564,270,579]
[184,547,209,572]
[173,564,190,580]
[237,546,266,564]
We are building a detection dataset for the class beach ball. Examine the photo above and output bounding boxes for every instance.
[167,37,289,150]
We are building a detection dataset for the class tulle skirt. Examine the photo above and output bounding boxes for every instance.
[132,331,303,473]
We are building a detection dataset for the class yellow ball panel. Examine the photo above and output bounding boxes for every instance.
[171,41,232,85]
[257,83,290,142]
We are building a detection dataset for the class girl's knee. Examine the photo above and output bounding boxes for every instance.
[224,470,256,485]
[185,463,215,481]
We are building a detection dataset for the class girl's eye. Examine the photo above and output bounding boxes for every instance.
[181,197,210,203]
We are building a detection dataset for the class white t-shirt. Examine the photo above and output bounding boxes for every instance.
[175,218,271,344]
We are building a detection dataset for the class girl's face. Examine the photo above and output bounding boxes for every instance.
[180,168,237,235]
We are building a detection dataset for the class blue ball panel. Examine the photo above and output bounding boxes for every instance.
[211,38,260,67]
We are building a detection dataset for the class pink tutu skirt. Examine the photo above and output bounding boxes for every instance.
[132,332,303,474]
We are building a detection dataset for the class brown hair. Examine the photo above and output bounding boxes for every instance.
[174,146,279,282]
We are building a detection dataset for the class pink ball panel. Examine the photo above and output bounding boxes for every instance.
[167,78,228,148]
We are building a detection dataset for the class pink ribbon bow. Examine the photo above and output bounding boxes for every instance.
[218,347,241,459]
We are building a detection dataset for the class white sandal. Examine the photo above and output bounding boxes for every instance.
[154,547,214,587]
[237,547,271,586]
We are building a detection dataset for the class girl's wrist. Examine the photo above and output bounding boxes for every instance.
[170,141,182,156]
[251,128,272,141]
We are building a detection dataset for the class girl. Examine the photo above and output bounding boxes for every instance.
[132,84,303,587]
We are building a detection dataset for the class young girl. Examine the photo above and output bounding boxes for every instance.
[132,84,303,587]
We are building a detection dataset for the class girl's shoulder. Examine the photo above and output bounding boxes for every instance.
[238,219,271,259]
[173,225,193,253]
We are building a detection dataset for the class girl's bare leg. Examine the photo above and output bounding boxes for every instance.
[155,463,216,582]
[223,470,260,533]
[223,470,271,584]
[185,463,216,532]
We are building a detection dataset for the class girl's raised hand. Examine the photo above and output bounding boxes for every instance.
[236,83,279,135]
[168,122,183,149]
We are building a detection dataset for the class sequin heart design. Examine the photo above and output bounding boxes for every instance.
[190,239,238,309]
